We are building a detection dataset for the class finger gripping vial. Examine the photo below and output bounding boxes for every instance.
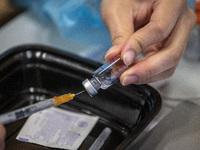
[82,57,128,97]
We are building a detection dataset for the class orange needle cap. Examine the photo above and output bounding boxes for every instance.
[53,93,75,106]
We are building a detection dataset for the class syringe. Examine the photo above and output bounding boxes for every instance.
[0,91,84,125]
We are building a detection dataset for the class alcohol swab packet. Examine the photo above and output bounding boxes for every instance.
[16,107,99,149]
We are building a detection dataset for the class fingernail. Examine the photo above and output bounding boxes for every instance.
[123,50,135,65]
[122,75,138,85]
[105,44,119,57]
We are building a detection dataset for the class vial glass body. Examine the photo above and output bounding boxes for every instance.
[82,57,128,96]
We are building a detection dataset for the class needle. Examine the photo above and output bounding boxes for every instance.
[75,90,85,96]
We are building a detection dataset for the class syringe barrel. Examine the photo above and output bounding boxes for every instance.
[0,98,55,125]
[82,57,128,97]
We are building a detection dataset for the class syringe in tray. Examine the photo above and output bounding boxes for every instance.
[0,91,85,125]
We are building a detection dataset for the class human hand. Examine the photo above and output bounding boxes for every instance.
[101,0,196,85]
[0,122,5,150]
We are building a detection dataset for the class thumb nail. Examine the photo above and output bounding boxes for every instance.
[123,50,135,65]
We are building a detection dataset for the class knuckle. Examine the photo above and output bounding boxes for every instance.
[131,36,145,54]
[170,50,182,64]
[179,0,187,5]
[165,67,176,78]
[170,48,184,65]
[169,67,176,76]
[111,32,129,45]
[181,7,197,28]
[101,9,113,22]
[187,7,197,25]
[151,22,168,40]
[143,67,153,81]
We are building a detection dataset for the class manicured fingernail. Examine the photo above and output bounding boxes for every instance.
[123,50,135,65]
[122,75,138,85]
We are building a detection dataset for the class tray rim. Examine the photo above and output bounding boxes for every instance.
[0,44,162,150]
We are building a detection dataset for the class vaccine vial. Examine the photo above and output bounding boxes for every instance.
[82,57,128,97]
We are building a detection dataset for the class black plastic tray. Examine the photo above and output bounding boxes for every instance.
[0,45,162,150]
